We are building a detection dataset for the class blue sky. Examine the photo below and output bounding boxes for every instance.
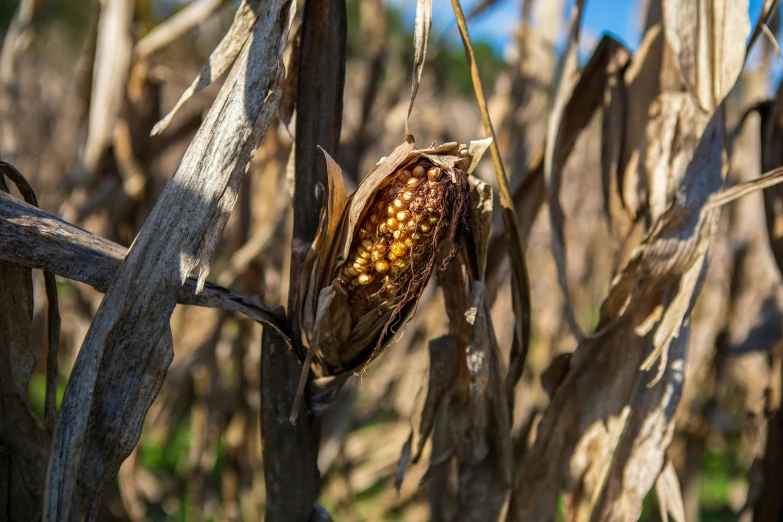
[388,0,771,56]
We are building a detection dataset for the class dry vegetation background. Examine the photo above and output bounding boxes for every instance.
[4,0,783,521]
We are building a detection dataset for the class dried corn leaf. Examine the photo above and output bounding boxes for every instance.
[643,93,710,222]
[454,285,512,521]
[44,2,295,518]
[655,459,686,522]
[662,0,750,112]
[152,0,266,135]
[507,313,689,522]
[600,40,633,241]
[757,87,783,272]
[598,109,724,329]
[194,65,285,293]
[620,24,664,221]
[546,25,629,342]
[134,0,232,59]
[412,335,461,463]
[82,0,134,176]
[434,192,511,521]
[394,431,414,493]
[0,171,58,522]
[0,203,48,522]
[0,163,62,432]
[467,175,492,282]
[0,181,286,337]
[544,0,585,340]
[509,21,747,512]
[405,0,432,136]
[300,147,348,338]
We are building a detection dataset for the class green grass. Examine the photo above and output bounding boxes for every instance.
[27,372,65,422]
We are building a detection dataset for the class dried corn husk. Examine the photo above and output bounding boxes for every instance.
[299,138,491,377]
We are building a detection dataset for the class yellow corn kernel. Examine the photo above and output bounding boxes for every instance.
[375,260,390,273]
[390,242,408,257]
[396,210,410,222]
[427,167,442,181]
[393,198,405,210]
[357,273,373,286]
[386,217,399,231]
[412,166,426,178]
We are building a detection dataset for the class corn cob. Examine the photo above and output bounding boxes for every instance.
[336,162,467,322]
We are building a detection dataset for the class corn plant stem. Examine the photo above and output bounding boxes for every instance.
[263,1,346,519]
[450,0,516,229]
[450,0,531,385]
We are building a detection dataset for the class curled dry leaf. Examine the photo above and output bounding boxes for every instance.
[405,0,432,137]
[394,430,414,494]
[0,175,50,522]
[662,0,750,113]
[619,23,664,223]
[0,162,61,433]
[412,335,461,464]
[656,459,686,522]
[543,0,586,342]
[82,0,134,176]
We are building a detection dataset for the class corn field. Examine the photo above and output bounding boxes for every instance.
[4,0,783,520]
